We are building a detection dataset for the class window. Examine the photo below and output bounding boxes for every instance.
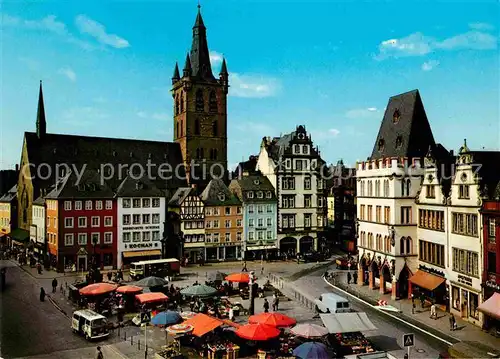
[104,232,112,244]
[400,207,412,224]
[64,234,74,246]
[236,219,242,227]
[75,201,82,210]
[104,216,112,227]
[213,220,219,228]
[152,231,160,241]
[295,160,303,171]
[152,214,160,224]
[249,219,254,227]
[133,214,141,225]
[132,199,141,208]
[257,205,263,213]
[258,218,263,227]
[488,218,496,242]
[458,185,470,199]
[225,219,231,228]
[266,191,272,199]
[267,217,272,226]
[237,207,242,214]
[224,233,230,242]
[91,216,100,227]
[248,232,254,241]
[123,215,131,225]
[304,195,312,208]
[142,198,150,208]
[78,217,87,228]
[194,119,200,135]
[367,233,373,249]
[248,205,254,213]
[367,181,373,196]
[451,212,478,236]
[213,233,219,242]
[375,180,380,197]
[142,232,151,241]
[85,201,92,210]
[294,144,300,154]
[360,181,365,196]
[152,198,160,207]
[96,201,103,210]
[281,214,295,228]
[196,90,204,111]
[209,91,217,112]
[376,206,381,223]
[64,201,72,211]
[367,205,373,221]
[123,199,131,208]
[282,195,295,208]
[267,204,272,213]
[304,214,312,228]
[257,191,263,199]
[142,214,151,224]
[487,251,496,274]
[247,191,254,199]
[225,207,231,215]
[281,177,295,190]
[418,209,445,231]
[132,232,140,242]
[419,240,445,267]
[452,248,479,277]
[360,205,365,220]
[426,185,436,198]
[212,121,218,137]
[78,233,87,245]
[257,231,264,240]
[302,176,311,191]
[383,180,389,197]
[400,237,413,255]
[237,232,242,241]
[65,217,74,228]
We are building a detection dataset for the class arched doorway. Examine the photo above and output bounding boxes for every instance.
[280,237,297,255]
[381,264,392,294]
[299,236,314,253]
[398,265,411,299]
[370,260,380,289]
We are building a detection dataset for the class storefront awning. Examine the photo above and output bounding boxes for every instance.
[320,313,377,333]
[122,250,161,258]
[477,292,500,320]
[10,228,30,243]
[409,270,445,291]
[246,245,277,250]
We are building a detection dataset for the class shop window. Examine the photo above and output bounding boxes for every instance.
[452,286,460,310]
[103,253,113,267]
[469,292,479,319]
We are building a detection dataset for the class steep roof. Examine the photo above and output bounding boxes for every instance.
[371,90,436,160]
[23,132,186,195]
[200,178,240,206]
[115,175,165,198]
[230,175,277,203]
[465,150,500,199]
[33,196,45,206]
[168,187,197,207]
[232,156,258,177]
[45,169,115,200]
[189,6,216,82]
[0,185,17,203]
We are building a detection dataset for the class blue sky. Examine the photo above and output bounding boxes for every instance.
[1,0,499,171]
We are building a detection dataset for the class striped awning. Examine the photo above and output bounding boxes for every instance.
[122,250,161,258]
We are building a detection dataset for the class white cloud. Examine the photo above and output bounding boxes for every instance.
[376,29,498,59]
[345,108,380,119]
[210,51,223,65]
[58,67,76,81]
[469,22,495,31]
[421,60,440,71]
[229,73,281,98]
[75,15,129,48]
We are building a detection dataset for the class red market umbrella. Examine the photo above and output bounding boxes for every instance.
[248,312,296,327]
[79,282,118,296]
[116,285,143,294]
[235,323,281,341]
[225,273,252,283]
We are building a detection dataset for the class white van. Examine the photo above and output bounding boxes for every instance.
[315,293,351,313]
[71,309,109,340]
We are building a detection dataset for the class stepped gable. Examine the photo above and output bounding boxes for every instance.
[424,144,456,197]
[23,132,186,193]
[44,168,114,199]
[371,89,436,160]
[200,178,241,206]
[462,149,500,199]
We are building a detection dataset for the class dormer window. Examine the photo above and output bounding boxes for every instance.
[266,191,272,198]
[395,136,403,148]
[257,191,263,198]
[253,179,260,185]
[247,191,254,199]
[427,174,434,183]
[378,138,385,152]
[393,109,400,123]
[294,144,300,154]
[218,192,225,201]
[298,133,305,139]
[136,182,143,190]
[459,184,470,199]
[461,173,467,182]
[302,145,309,154]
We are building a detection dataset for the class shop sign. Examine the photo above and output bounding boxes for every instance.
[124,225,161,231]
[129,242,153,249]
[458,274,473,287]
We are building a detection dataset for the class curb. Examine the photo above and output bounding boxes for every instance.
[322,276,456,346]
[47,295,70,319]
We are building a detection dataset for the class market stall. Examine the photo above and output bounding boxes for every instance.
[249,312,296,328]
[135,292,169,314]
[116,285,143,312]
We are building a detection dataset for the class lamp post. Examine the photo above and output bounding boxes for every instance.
[248,271,256,315]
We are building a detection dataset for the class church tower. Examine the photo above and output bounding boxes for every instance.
[172,5,229,188]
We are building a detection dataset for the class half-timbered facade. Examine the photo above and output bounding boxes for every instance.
[169,186,205,263]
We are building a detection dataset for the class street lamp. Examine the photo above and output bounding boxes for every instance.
[388,225,395,247]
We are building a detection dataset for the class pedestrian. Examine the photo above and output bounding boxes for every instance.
[39,287,46,302]
[449,314,456,331]
[107,271,112,281]
[296,254,300,264]
[412,301,416,314]
[347,272,352,284]
[430,303,437,319]
[52,278,58,293]
[261,265,264,275]
[263,298,270,313]
[411,292,415,304]
[96,346,103,359]
[242,261,248,272]
[353,271,358,284]
[273,293,279,311]
[420,293,425,309]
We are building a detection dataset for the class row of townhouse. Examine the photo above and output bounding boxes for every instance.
[356,88,500,329]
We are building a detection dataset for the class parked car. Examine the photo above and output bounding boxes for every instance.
[302,251,325,262]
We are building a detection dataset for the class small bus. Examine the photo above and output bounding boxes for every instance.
[71,309,109,340]
[129,258,181,280]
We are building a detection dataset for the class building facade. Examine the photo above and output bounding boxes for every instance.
[229,174,278,260]
[116,177,165,269]
[169,186,205,264]
[201,178,243,261]
[171,6,229,187]
[30,196,46,261]
[356,90,437,300]
[0,185,17,248]
[256,125,327,255]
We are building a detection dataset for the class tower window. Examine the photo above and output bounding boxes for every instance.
[212,121,218,137]
[180,93,184,112]
[194,119,200,135]
[175,96,180,115]
[196,90,204,112]
[180,120,184,137]
[176,122,180,139]
[209,149,218,160]
[209,91,217,112]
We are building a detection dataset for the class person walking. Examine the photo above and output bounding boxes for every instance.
[420,293,426,309]
[107,271,112,281]
[274,293,280,311]
[263,298,270,313]
[39,287,46,302]
[430,303,437,319]
[353,271,358,284]
[52,278,58,293]
[347,272,352,284]
[96,346,103,359]
[449,314,456,331]
[242,261,248,272]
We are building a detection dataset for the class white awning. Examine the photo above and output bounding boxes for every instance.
[320,312,377,333]
[246,245,277,250]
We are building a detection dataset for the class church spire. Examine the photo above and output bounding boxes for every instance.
[172,62,180,84]
[183,53,192,77]
[36,80,46,139]
[190,4,215,81]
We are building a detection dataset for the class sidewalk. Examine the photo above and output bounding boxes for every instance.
[328,271,500,355]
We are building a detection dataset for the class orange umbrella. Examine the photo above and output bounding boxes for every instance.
[136,292,169,304]
[235,323,281,341]
[248,312,296,327]
[225,273,252,283]
[79,282,118,296]
[116,285,143,294]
